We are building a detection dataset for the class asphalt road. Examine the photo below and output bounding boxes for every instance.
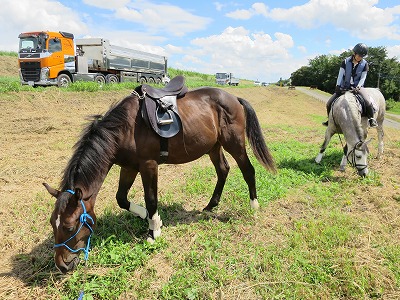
[296,86,400,130]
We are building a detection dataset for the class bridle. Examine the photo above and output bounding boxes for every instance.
[53,189,94,260]
[346,141,368,172]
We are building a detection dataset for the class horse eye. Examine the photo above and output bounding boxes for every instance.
[64,226,75,232]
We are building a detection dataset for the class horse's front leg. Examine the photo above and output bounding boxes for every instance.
[339,144,348,172]
[140,160,162,242]
[116,167,148,218]
[315,128,334,164]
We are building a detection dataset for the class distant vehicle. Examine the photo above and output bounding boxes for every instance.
[18,31,169,87]
[254,81,262,86]
[215,72,240,86]
[261,82,269,86]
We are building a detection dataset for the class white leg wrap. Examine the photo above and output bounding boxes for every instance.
[250,198,259,209]
[148,211,162,239]
[315,153,323,164]
[129,202,148,219]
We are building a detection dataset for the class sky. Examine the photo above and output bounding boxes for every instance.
[1,0,400,83]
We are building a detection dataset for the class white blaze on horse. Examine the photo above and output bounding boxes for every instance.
[315,88,385,177]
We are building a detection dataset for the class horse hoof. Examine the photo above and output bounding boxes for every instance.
[339,167,345,172]
[202,205,214,212]
[146,236,155,244]
[250,199,259,209]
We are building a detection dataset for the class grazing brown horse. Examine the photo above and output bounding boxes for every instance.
[44,80,275,273]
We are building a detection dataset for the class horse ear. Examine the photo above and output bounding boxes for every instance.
[365,138,372,146]
[43,182,60,198]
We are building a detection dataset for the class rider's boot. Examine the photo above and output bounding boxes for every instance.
[369,118,378,128]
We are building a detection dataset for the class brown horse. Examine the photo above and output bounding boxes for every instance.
[44,81,275,273]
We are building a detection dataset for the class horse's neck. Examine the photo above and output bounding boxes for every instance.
[63,162,112,201]
[339,94,365,144]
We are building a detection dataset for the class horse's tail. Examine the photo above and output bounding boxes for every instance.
[238,97,276,173]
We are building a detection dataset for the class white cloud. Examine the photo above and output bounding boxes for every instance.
[83,0,130,10]
[186,26,295,81]
[84,0,212,37]
[0,0,88,50]
[214,2,224,11]
[297,46,307,54]
[387,45,400,59]
[226,2,269,20]
[226,0,400,41]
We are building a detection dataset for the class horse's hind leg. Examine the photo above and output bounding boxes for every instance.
[376,124,384,159]
[224,143,258,209]
[204,144,230,211]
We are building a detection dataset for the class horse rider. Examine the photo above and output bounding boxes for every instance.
[322,43,378,128]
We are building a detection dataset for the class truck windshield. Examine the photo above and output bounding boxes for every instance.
[216,73,227,79]
[19,36,46,52]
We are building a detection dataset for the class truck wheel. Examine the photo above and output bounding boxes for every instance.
[155,78,162,85]
[106,74,119,84]
[57,74,71,88]
[139,77,147,84]
[148,77,155,84]
[94,74,106,85]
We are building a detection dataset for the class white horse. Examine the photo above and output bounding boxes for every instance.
[315,88,385,177]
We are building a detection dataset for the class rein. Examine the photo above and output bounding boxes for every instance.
[53,190,94,261]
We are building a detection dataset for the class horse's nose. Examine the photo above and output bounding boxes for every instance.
[57,263,69,274]
[358,168,368,177]
[55,255,80,274]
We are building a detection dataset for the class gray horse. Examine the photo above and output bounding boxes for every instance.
[315,88,385,176]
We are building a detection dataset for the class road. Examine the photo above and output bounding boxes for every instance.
[296,86,400,130]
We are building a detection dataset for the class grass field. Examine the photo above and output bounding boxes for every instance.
[0,52,399,299]
[0,83,399,300]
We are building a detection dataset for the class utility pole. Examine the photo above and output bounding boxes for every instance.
[377,63,381,88]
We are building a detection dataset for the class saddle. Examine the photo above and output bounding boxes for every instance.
[351,91,377,116]
[140,75,188,138]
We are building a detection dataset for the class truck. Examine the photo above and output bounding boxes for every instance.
[17,31,169,87]
[215,72,239,86]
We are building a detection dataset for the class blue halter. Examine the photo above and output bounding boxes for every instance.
[54,189,94,261]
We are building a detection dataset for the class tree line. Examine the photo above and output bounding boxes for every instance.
[290,46,400,101]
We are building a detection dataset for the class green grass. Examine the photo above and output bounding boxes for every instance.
[386,98,400,114]
[22,125,399,300]
[0,50,17,56]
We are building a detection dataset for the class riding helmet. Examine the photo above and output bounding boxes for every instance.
[353,43,368,57]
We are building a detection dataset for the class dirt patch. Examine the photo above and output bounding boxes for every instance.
[0,55,19,77]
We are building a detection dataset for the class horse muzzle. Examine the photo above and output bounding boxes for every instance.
[55,253,80,274]
[358,167,368,177]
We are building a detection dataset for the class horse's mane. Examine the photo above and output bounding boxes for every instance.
[59,97,132,193]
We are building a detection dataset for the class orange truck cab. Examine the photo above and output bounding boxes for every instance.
[18,31,75,87]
